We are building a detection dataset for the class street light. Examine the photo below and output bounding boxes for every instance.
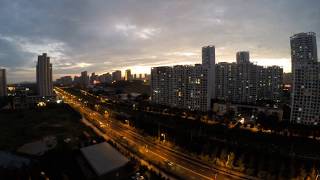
[125,120,130,126]
[161,133,166,143]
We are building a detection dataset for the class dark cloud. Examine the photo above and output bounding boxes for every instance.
[0,0,319,82]
[0,37,34,67]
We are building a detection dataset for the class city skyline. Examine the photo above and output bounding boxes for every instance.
[0,0,319,83]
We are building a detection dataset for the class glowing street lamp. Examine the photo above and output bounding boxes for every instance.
[161,133,166,143]
[37,102,46,107]
[125,120,130,126]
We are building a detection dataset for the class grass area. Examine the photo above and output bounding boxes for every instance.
[0,103,93,151]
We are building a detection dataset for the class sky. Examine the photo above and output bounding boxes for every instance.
[0,0,319,83]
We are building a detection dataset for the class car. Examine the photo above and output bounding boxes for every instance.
[165,160,174,167]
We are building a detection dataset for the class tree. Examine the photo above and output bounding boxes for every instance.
[235,155,245,172]
[226,152,235,169]
[297,166,307,180]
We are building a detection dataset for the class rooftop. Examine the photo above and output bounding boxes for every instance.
[80,142,129,176]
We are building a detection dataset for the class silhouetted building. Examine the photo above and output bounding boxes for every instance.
[112,70,122,82]
[80,71,89,88]
[236,51,250,64]
[89,72,99,85]
[36,53,53,96]
[0,69,7,96]
[99,73,112,84]
[56,76,73,86]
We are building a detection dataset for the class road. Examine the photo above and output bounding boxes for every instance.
[54,87,258,180]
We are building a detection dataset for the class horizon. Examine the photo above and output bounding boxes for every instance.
[0,0,319,83]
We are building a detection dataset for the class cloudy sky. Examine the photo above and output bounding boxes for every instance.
[0,0,319,83]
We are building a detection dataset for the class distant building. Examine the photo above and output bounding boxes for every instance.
[151,47,283,112]
[257,66,283,102]
[283,73,292,85]
[36,53,53,97]
[236,51,250,64]
[99,73,112,84]
[215,52,283,104]
[202,45,216,103]
[124,69,132,81]
[215,62,238,102]
[144,74,151,82]
[56,76,73,86]
[290,32,320,125]
[151,64,209,111]
[80,71,89,88]
[90,72,98,85]
[112,70,122,82]
[0,69,7,96]
[73,76,81,84]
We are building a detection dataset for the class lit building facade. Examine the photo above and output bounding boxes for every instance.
[151,64,209,111]
[99,73,112,84]
[290,32,320,125]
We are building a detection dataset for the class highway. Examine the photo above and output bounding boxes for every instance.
[54,87,258,180]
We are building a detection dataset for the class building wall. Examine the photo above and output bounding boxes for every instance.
[36,53,53,97]
[112,70,122,82]
[125,69,132,81]
[80,71,89,88]
[151,65,209,111]
[215,62,238,102]
[290,32,320,125]
[215,61,283,104]
[56,76,73,86]
[0,69,7,96]
[202,46,216,108]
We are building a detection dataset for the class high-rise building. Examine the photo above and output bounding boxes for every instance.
[257,66,283,102]
[216,51,283,104]
[215,62,238,102]
[151,64,209,111]
[125,69,132,81]
[236,51,250,64]
[80,71,89,88]
[112,70,122,82]
[202,46,216,105]
[0,69,7,97]
[36,53,53,97]
[290,32,320,125]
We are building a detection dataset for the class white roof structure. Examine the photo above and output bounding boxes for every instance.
[80,142,129,176]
